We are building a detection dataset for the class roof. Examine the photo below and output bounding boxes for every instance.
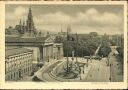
[5,46,19,51]
[5,37,47,43]
[5,47,33,57]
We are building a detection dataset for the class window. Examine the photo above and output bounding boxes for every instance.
[28,67,29,71]
[8,75,10,80]
[26,68,28,72]
[17,72,19,78]
[11,74,13,79]
[24,69,25,73]
[14,72,15,78]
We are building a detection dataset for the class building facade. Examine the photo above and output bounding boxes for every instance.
[5,36,64,65]
[42,37,64,62]
[53,43,63,60]
[5,47,34,81]
[5,6,64,78]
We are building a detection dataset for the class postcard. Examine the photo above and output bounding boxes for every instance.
[0,1,127,89]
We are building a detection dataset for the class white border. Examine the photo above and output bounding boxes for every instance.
[0,1,127,89]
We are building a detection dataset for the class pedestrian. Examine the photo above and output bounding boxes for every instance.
[83,67,84,74]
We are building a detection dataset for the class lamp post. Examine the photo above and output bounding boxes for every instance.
[72,51,74,65]
[66,26,69,74]
[5,61,8,75]
[108,57,112,82]
[76,33,78,63]
[81,40,84,60]
[109,63,111,82]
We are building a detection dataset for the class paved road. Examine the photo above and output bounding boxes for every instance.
[94,44,101,56]
[33,47,123,82]
[83,59,110,82]
[41,61,62,82]
[39,57,110,82]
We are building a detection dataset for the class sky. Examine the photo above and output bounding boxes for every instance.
[5,4,124,35]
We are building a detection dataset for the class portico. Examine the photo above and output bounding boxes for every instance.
[5,36,63,64]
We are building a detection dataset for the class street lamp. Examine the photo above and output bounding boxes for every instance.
[109,64,111,82]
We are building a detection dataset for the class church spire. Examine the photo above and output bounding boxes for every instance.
[28,6,33,21]
[26,5,36,37]
[60,24,63,33]
[67,24,71,34]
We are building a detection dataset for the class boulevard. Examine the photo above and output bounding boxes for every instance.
[17,46,123,82]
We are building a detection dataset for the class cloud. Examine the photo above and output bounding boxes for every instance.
[73,8,122,27]
[34,8,123,28]
[6,6,27,27]
[14,6,27,17]
[6,7,123,34]
[34,12,70,25]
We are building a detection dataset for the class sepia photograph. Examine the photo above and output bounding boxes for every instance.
[0,1,127,89]
[5,3,125,82]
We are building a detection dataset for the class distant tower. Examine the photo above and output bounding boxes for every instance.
[67,25,71,34]
[60,24,63,33]
[26,6,35,37]
[61,27,63,33]
[18,19,24,34]
[22,21,26,33]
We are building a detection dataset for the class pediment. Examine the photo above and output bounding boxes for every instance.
[45,36,54,43]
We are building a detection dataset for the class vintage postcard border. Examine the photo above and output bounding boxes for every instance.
[0,1,127,89]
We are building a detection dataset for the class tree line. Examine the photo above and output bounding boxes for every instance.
[55,32,113,58]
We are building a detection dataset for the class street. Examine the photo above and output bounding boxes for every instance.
[32,57,110,82]
[19,46,123,82]
[83,59,110,82]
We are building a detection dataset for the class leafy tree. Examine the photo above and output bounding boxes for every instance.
[98,41,111,57]
[60,33,101,57]
[55,35,63,43]
[89,32,98,38]
[116,36,124,60]
[116,46,123,59]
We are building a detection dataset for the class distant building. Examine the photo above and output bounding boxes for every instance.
[5,26,20,37]
[5,47,33,81]
[6,7,37,37]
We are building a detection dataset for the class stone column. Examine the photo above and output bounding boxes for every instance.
[51,45,53,59]
[39,46,43,63]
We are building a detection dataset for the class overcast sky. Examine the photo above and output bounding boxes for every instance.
[5,4,124,35]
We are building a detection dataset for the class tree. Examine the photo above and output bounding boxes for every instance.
[55,36,63,43]
[116,46,123,59]
[116,36,124,61]
[98,41,111,57]
[89,32,98,38]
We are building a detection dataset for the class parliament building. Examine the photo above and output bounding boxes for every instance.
[5,6,64,81]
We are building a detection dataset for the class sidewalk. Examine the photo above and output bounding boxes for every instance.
[79,64,92,81]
